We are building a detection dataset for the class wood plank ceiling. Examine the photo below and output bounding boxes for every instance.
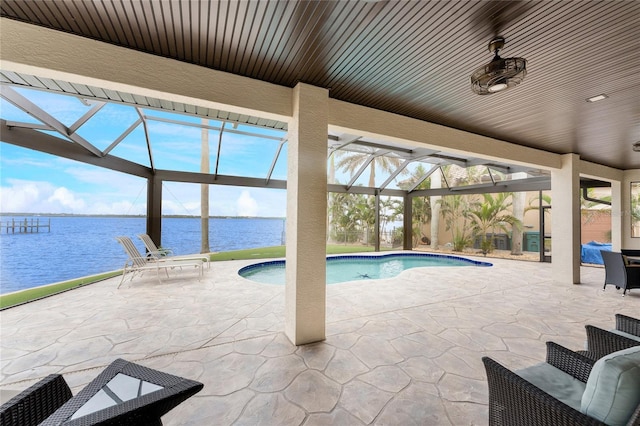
[2,0,639,170]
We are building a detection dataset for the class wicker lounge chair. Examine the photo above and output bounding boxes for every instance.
[116,236,203,288]
[600,250,640,296]
[0,358,203,426]
[137,234,210,269]
[483,343,640,426]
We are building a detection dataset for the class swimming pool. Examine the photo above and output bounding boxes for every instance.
[238,252,492,285]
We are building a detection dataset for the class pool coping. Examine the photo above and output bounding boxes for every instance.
[238,251,493,283]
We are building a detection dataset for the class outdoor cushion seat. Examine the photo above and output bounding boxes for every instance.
[483,343,640,426]
[0,358,203,426]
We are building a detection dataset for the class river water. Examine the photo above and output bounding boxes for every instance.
[0,216,285,294]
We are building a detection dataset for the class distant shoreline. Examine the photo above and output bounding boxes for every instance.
[0,214,285,220]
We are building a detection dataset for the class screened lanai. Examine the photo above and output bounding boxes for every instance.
[1,72,555,254]
[1,2,638,347]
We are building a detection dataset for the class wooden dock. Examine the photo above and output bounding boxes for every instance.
[0,218,51,234]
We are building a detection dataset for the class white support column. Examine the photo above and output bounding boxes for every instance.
[285,83,328,345]
[551,154,581,284]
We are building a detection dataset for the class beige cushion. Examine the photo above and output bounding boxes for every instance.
[581,346,640,426]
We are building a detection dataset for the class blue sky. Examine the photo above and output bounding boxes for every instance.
[0,88,289,217]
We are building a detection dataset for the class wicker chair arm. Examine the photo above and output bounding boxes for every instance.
[616,314,640,337]
[0,374,72,426]
[545,342,595,383]
[482,356,605,426]
[584,325,640,360]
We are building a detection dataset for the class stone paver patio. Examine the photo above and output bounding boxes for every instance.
[1,253,638,425]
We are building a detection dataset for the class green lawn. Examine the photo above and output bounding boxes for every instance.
[210,244,375,261]
[0,271,122,310]
[1,245,377,309]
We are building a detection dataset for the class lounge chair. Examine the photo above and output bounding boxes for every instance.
[483,343,640,426]
[600,250,640,296]
[0,358,203,425]
[137,234,210,269]
[116,236,203,288]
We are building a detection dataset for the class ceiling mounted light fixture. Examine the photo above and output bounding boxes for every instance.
[471,36,527,95]
[586,94,608,103]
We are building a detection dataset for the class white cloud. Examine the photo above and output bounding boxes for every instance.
[237,190,258,217]
[0,179,147,215]
[47,187,86,211]
[0,180,47,212]
[1,178,286,217]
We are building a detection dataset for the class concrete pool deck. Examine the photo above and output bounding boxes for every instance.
[1,253,638,425]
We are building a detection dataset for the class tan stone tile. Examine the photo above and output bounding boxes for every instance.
[351,336,404,368]
[324,348,369,384]
[235,393,306,426]
[402,331,454,358]
[234,334,276,354]
[249,355,306,392]
[200,353,265,396]
[165,390,255,426]
[438,373,488,405]
[324,332,359,349]
[297,341,335,370]
[442,400,488,426]
[358,365,410,393]
[339,380,393,424]
[262,332,297,357]
[399,357,445,384]
[284,370,341,413]
[303,408,366,426]
[376,383,451,426]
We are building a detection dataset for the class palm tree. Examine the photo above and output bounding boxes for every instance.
[581,188,613,239]
[335,150,403,187]
[397,164,432,247]
[467,193,521,254]
[328,192,358,243]
[439,194,475,251]
[631,191,640,237]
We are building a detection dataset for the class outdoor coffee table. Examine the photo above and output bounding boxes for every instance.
[37,358,203,425]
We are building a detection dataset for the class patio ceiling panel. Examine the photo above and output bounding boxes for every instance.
[4,0,637,169]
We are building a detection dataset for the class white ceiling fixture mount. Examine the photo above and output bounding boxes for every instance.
[470,36,527,95]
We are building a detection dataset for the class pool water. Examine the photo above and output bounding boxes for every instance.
[238,253,492,285]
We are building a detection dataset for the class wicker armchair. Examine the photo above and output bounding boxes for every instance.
[0,359,203,426]
[601,250,640,296]
[483,342,640,426]
[581,324,640,360]
[0,374,73,426]
[616,313,640,338]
